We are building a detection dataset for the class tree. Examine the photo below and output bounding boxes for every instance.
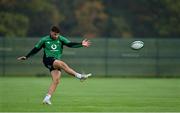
[103,0,180,38]
[74,0,109,37]
[155,0,180,37]
[25,0,64,36]
[0,0,29,37]
[1,0,180,38]
[0,12,29,37]
[0,0,64,37]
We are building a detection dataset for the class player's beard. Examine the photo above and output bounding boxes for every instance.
[50,34,58,40]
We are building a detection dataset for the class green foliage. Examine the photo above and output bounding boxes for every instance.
[0,12,29,37]
[25,0,64,36]
[74,0,108,37]
[156,0,180,37]
[103,0,180,38]
[0,0,64,37]
[0,0,180,38]
[112,17,132,38]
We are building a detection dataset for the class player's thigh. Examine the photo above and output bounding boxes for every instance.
[53,60,68,69]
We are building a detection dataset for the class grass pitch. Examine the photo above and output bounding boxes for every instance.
[0,77,180,112]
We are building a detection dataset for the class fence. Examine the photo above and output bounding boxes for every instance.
[0,37,180,77]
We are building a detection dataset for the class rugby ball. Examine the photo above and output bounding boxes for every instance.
[131,41,144,50]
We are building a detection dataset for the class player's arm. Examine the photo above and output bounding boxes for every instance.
[17,47,42,60]
[64,42,82,48]
[60,36,91,48]
[17,38,44,60]
[65,39,91,48]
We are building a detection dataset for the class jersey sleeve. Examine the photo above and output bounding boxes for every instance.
[35,38,45,49]
[60,35,71,44]
[25,38,44,58]
[25,47,41,59]
[60,36,83,48]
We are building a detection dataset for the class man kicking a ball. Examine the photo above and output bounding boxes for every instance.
[17,26,92,105]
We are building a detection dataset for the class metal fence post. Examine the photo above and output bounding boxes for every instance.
[2,37,6,76]
[105,37,109,77]
[155,38,160,77]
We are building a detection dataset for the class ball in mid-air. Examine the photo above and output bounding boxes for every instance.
[131,41,144,50]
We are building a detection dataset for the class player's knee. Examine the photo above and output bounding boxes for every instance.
[53,60,64,68]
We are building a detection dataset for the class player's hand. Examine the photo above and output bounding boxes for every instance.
[17,56,27,60]
[82,39,91,47]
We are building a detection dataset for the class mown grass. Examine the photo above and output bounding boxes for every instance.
[0,77,179,112]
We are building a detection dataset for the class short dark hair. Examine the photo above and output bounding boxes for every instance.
[51,26,60,33]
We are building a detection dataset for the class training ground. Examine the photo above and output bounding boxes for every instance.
[0,77,179,112]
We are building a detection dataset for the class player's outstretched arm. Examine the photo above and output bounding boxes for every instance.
[17,47,42,61]
[82,39,91,47]
[17,56,27,60]
[64,39,91,48]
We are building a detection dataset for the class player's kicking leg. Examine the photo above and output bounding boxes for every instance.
[43,70,61,105]
[53,60,92,81]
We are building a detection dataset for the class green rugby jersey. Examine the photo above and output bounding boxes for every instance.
[26,35,82,59]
